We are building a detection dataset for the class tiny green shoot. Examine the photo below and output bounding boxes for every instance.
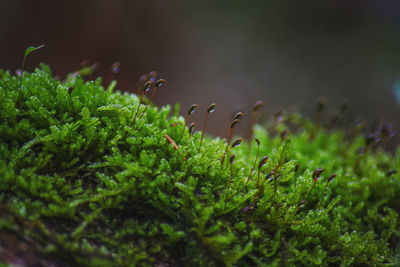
[17,44,45,108]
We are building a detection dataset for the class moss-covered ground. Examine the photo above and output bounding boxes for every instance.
[0,64,399,266]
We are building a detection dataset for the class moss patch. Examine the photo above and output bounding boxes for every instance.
[0,64,399,266]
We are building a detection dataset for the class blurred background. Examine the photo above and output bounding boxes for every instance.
[1,0,400,138]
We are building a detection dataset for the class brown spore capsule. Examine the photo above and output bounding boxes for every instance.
[147,71,158,83]
[256,156,269,189]
[150,78,166,99]
[108,62,121,84]
[253,100,264,112]
[222,116,242,165]
[207,103,217,113]
[312,168,325,182]
[233,112,244,120]
[155,78,166,88]
[229,154,236,164]
[188,104,199,115]
[188,122,196,134]
[230,119,240,129]
[319,173,337,209]
[298,200,307,208]
[131,81,153,126]
[199,103,217,151]
[178,104,199,145]
[139,78,166,121]
[247,100,264,161]
[261,171,274,187]
[143,81,152,93]
[231,138,243,148]
[295,163,300,173]
[328,174,337,182]
[311,168,325,205]
[111,62,121,74]
[222,138,243,165]
[135,74,148,94]
[258,156,269,170]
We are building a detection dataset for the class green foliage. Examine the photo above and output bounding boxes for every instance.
[0,64,399,266]
[24,45,46,58]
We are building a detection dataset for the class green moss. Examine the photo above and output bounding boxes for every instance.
[0,64,399,266]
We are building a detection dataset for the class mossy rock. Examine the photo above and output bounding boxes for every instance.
[0,64,399,266]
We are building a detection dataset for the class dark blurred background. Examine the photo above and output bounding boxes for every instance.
[1,0,400,137]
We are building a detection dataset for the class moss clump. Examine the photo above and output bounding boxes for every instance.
[0,64,399,266]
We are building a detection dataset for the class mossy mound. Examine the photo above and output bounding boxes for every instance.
[0,64,399,266]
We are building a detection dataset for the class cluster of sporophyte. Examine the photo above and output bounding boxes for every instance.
[0,60,400,266]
